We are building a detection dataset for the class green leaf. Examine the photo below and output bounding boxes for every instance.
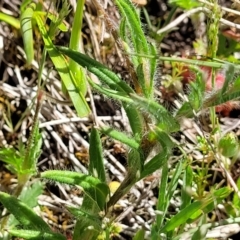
[133,229,145,240]
[191,224,208,240]
[161,201,203,232]
[20,2,35,65]
[100,126,140,150]
[175,102,194,119]
[0,191,50,231]
[89,128,106,182]
[115,0,154,97]
[221,63,235,95]
[46,13,69,32]
[88,79,132,103]
[0,12,20,29]
[8,229,66,240]
[187,69,205,110]
[130,94,180,133]
[72,218,100,240]
[161,187,232,232]
[88,80,144,141]
[181,165,193,210]
[156,163,169,228]
[152,127,175,154]
[128,148,143,175]
[148,43,158,97]
[68,206,101,225]
[0,147,23,172]
[123,103,144,141]
[140,150,168,179]
[69,0,87,96]
[41,170,109,210]
[57,46,134,94]
[218,132,239,158]
[35,15,90,117]
[89,80,145,144]
[8,182,44,227]
[19,181,44,207]
[168,161,183,201]
[115,0,149,59]
[23,121,42,173]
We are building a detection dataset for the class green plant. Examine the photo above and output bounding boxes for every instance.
[1,0,240,239]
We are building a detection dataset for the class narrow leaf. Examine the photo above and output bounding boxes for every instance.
[8,229,66,240]
[140,150,168,179]
[41,170,109,210]
[130,94,180,133]
[156,163,169,228]
[0,191,50,231]
[35,15,90,117]
[69,0,87,96]
[57,46,134,94]
[89,128,106,182]
[100,126,140,150]
[0,12,20,29]
[20,2,35,64]
[181,165,193,210]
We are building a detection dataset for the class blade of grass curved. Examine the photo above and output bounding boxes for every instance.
[0,191,50,231]
[34,15,90,117]
[89,128,106,182]
[20,3,35,65]
[8,229,66,240]
[0,12,20,29]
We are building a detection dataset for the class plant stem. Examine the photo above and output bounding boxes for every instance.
[69,0,87,96]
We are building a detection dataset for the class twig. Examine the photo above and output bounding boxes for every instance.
[198,0,240,17]
[157,7,240,35]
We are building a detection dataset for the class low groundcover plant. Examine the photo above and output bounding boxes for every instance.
[0,0,240,240]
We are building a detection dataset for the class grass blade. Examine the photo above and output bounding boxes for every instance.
[20,3,35,65]
[89,128,106,182]
[35,15,90,117]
